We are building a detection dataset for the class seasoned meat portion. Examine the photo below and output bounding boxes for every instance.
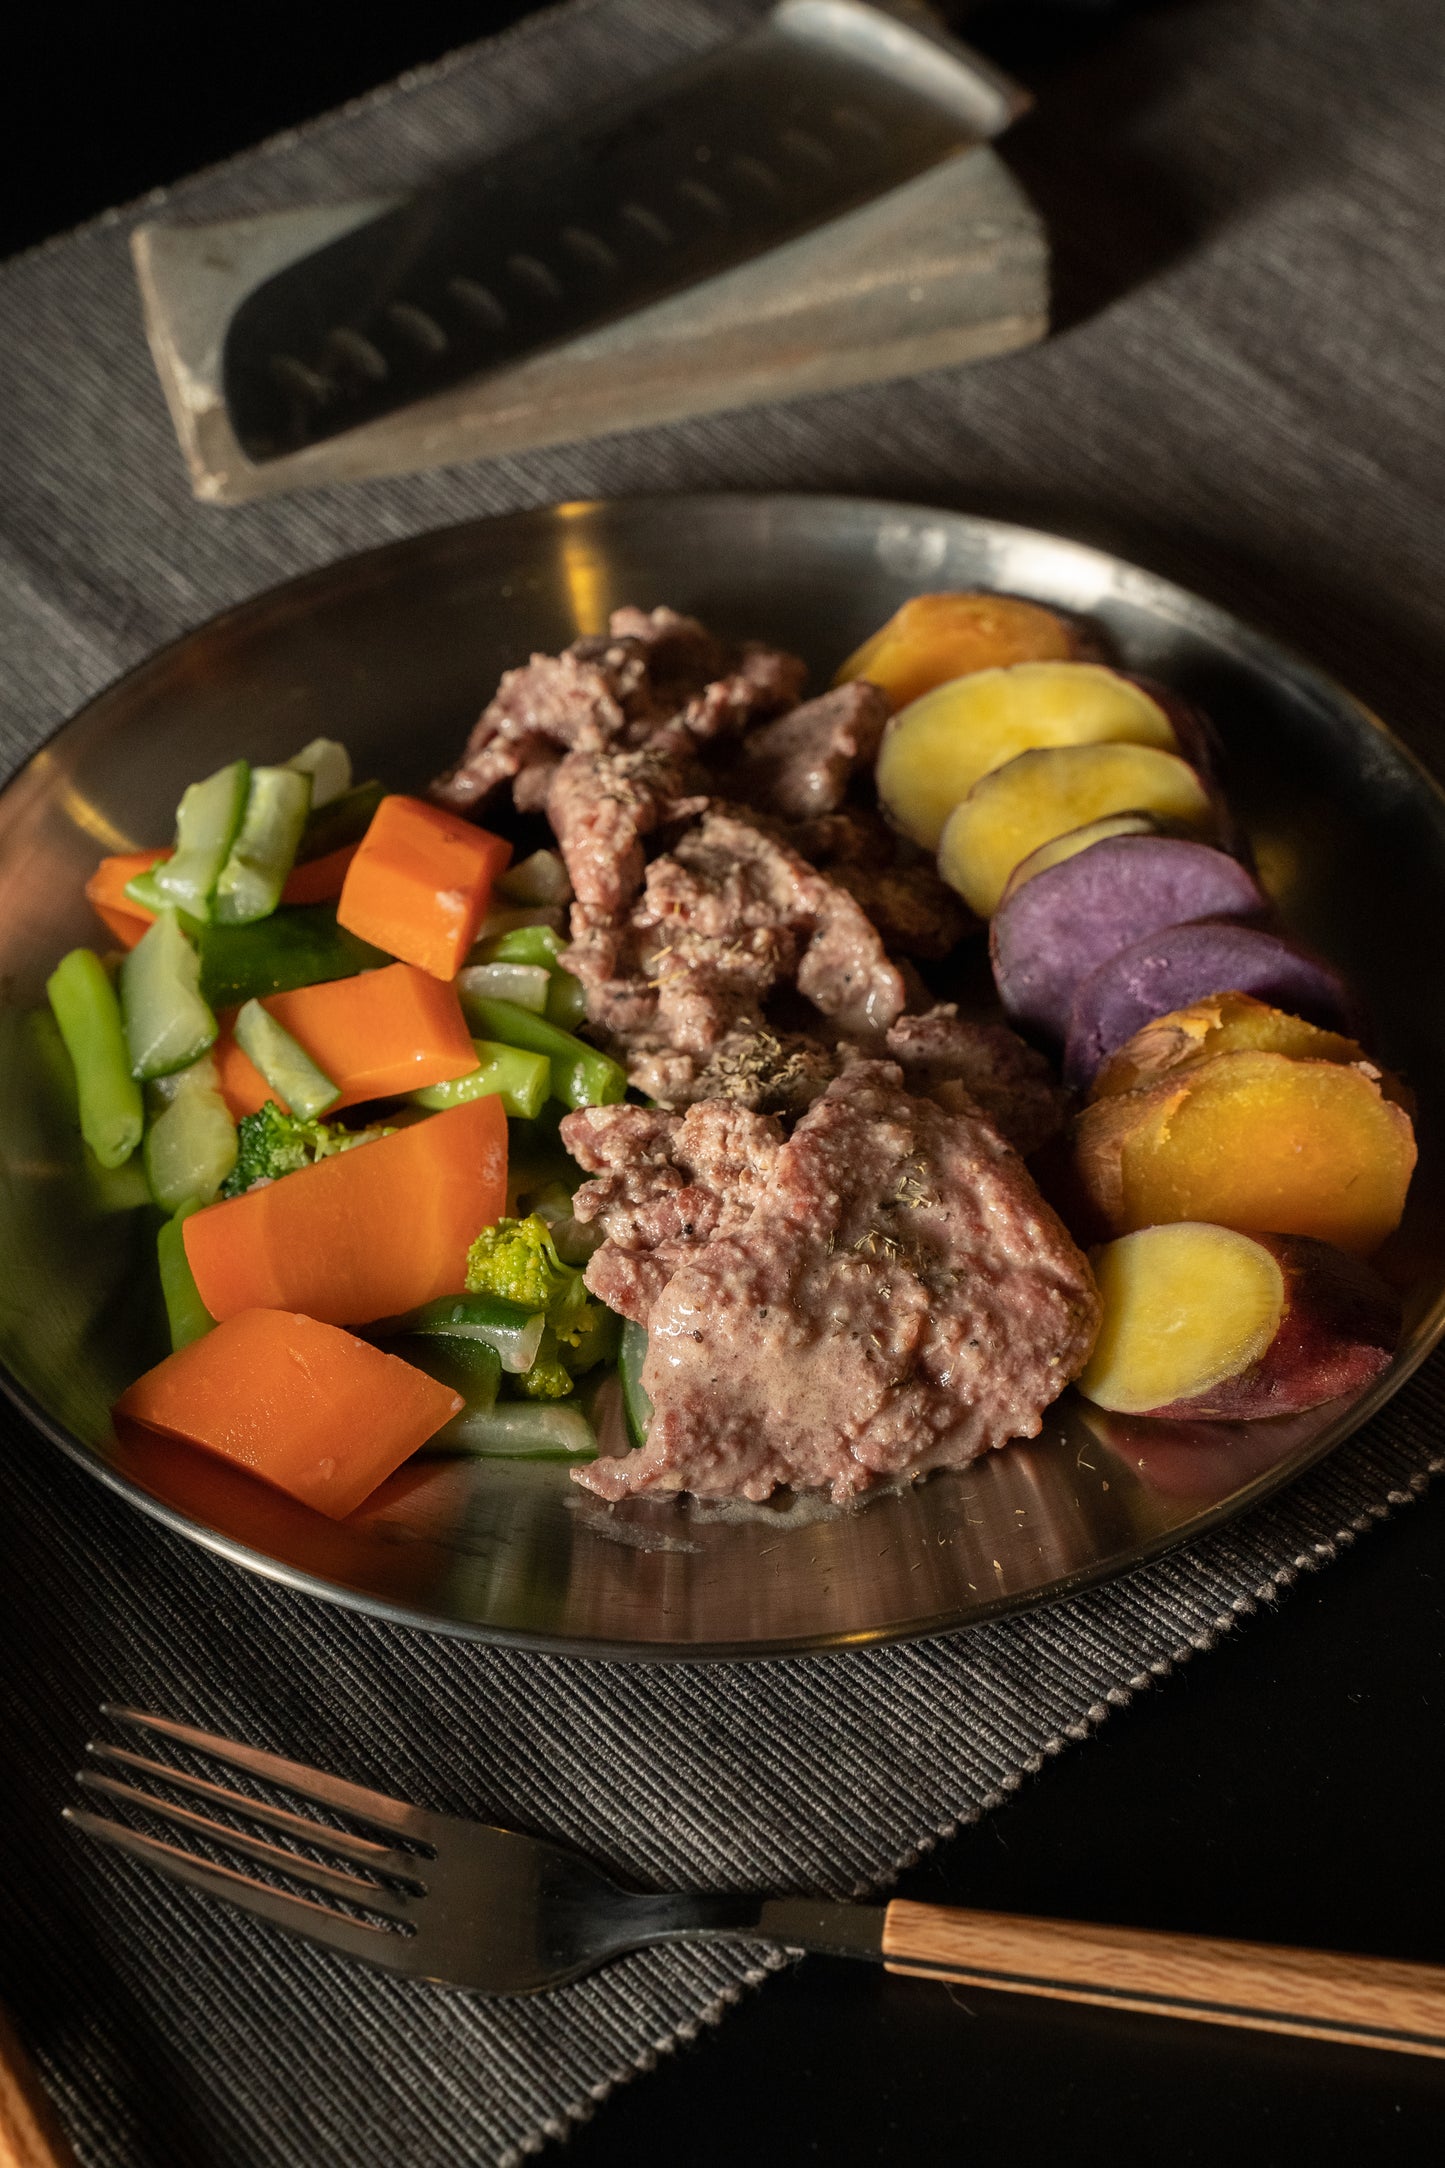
[733,682,890,819]
[684,643,808,743]
[546,738,706,913]
[563,1099,784,1322]
[574,1063,1100,1503]
[431,607,723,812]
[607,606,726,723]
[560,808,907,1078]
[635,809,908,1050]
[626,1024,843,1116]
[885,1007,1067,1157]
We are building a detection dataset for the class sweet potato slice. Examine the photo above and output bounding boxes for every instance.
[835,592,1082,711]
[1063,923,1352,1090]
[991,836,1266,1043]
[1073,1050,1416,1255]
[1090,993,1397,1102]
[938,743,1214,917]
[877,663,1177,851]
[1077,1224,1399,1419]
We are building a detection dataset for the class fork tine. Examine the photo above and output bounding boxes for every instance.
[86,1743,414,1872]
[64,1808,414,1972]
[75,1773,421,1918]
[100,1706,434,1840]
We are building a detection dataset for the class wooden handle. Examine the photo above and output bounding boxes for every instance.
[882,1899,1445,2059]
[0,2009,75,2168]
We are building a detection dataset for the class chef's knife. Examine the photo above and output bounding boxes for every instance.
[221,0,1028,461]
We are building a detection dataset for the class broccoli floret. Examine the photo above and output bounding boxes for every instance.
[466,1214,587,1333]
[557,1299,620,1378]
[220,1100,391,1198]
[467,1214,617,1400]
[514,1332,576,1400]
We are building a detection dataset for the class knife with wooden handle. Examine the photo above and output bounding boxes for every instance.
[0,2009,75,2168]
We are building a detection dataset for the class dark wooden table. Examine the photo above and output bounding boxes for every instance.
[6,5,1444,2160]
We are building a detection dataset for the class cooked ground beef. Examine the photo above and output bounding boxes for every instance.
[638,809,907,1048]
[430,608,709,813]
[625,1025,844,1116]
[572,1063,1099,1503]
[732,681,890,819]
[434,603,1097,1504]
[682,643,808,742]
[885,1007,1068,1157]
[562,1099,784,1321]
[545,738,707,914]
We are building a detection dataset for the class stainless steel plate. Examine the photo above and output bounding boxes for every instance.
[2,493,1442,1657]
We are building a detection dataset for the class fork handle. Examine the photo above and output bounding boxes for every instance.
[881,1899,1445,2059]
[0,2008,75,2168]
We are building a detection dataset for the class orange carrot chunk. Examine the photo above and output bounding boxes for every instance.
[281,842,359,906]
[213,962,477,1118]
[183,1094,507,1325]
[115,1307,462,1517]
[85,849,166,948]
[337,795,512,980]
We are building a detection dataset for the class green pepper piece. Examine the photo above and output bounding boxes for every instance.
[618,1319,653,1449]
[153,759,250,922]
[410,1038,551,1121]
[544,968,587,1032]
[430,1401,597,1460]
[45,948,144,1168]
[213,767,313,926]
[195,904,389,1010]
[476,924,565,970]
[157,1203,216,1350]
[371,1291,546,1375]
[293,778,385,864]
[234,998,340,1119]
[144,1054,238,1211]
[389,1331,501,1410]
[459,996,626,1110]
[121,910,218,1081]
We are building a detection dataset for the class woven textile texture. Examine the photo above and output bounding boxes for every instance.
[3,0,1445,2161]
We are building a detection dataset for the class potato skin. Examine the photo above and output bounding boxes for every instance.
[1141,1235,1399,1419]
[1089,992,1379,1102]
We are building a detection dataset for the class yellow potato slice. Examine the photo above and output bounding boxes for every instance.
[835,592,1078,710]
[938,741,1214,917]
[877,663,1177,851]
[1078,1224,1285,1414]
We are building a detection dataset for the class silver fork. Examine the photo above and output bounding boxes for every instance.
[65,1708,1445,2057]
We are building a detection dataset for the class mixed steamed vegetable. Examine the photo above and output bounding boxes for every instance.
[47,588,1420,1520]
[53,735,626,1512]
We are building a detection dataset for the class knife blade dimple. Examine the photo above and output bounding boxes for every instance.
[222,0,1027,461]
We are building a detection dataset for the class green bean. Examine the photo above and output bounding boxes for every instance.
[460,996,626,1110]
[45,948,143,1168]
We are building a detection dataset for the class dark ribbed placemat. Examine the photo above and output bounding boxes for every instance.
[3,2,1445,2162]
